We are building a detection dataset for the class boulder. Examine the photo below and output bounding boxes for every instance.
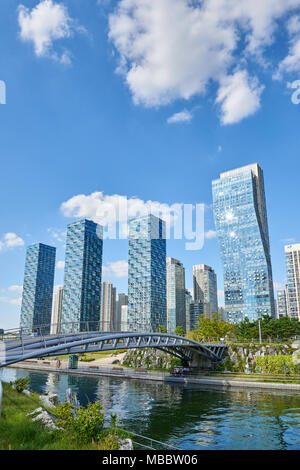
[39,393,59,408]
[119,439,133,450]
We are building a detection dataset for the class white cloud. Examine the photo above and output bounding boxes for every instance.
[205,230,217,239]
[275,15,300,78]
[108,0,300,123]
[18,0,80,63]
[48,228,66,243]
[216,70,264,125]
[167,109,193,124]
[61,191,184,229]
[103,260,128,278]
[0,233,24,251]
[0,297,22,306]
[7,285,23,294]
[56,260,65,270]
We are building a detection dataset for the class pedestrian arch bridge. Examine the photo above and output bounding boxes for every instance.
[0,326,227,369]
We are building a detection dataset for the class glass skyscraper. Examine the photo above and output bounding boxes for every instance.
[20,243,56,334]
[61,219,103,332]
[285,244,300,321]
[128,214,166,332]
[166,257,186,333]
[193,264,218,318]
[212,163,275,323]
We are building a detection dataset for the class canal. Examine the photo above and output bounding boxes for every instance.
[1,367,300,450]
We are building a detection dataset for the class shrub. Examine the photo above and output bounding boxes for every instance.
[11,377,30,393]
[256,355,300,376]
[55,401,105,444]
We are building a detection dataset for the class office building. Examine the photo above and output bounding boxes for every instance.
[185,289,193,332]
[121,305,128,331]
[285,244,300,321]
[128,214,166,332]
[116,293,128,331]
[100,281,117,331]
[166,257,186,332]
[51,285,63,334]
[277,288,288,319]
[193,264,218,318]
[20,243,56,334]
[212,163,275,323]
[61,219,103,332]
[189,301,204,330]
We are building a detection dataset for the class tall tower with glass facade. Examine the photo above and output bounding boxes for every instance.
[20,243,56,334]
[212,163,275,323]
[193,264,218,318]
[128,215,166,332]
[166,257,186,332]
[285,244,300,321]
[61,219,103,332]
[100,281,116,331]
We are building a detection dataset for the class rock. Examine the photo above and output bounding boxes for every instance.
[291,340,300,350]
[27,408,60,431]
[112,359,120,364]
[39,393,59,409]
[22,389,31,396]
[119,439,133,450]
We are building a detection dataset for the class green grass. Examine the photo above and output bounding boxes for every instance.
[206,371,300,384]
[54,350,128,361]
[0,382,126,450]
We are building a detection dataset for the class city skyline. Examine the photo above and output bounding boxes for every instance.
[2,3,300,330]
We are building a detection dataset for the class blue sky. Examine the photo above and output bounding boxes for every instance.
[1,0,300,330]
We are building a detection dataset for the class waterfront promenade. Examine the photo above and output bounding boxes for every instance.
[9,357,300,392]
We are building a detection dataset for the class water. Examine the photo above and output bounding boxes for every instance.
[1,367,300,450]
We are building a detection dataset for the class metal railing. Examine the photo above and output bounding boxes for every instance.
[126,431,180,450]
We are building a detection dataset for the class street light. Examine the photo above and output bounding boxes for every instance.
[258,319,262,344]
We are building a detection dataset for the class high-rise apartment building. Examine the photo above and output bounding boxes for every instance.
[185,289,193,332]
[20,243,56,334]
[116,293,128,331]
[277,288,288,319]
[51,285,63,334]
[166,257,186,332]
[61,219,103,332]
[212,163,275,323]
[121,305,128,331]
[100,281,117,331]
[193,264,218,318]
[128,215,166,332]
[285,244,300,321]
[189,301,203,330]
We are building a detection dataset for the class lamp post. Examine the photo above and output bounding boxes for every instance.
[258,319,262,344]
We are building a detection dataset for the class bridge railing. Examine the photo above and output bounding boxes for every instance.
[2,321,201,340]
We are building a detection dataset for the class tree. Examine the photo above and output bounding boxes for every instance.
[187,313,236,342]
[174,326,185,337]
[156,325,167,333]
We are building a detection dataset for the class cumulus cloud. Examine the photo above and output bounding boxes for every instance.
[61,191,184,230]
[167,109,193,124]
[108,0,300,124]
[0,233,24,251]
[56,260,65,270]
[18,0,81,63]
[275,15,300,78]
[216,70,264,125]
[103,260,128,278]
[205,230,217,239]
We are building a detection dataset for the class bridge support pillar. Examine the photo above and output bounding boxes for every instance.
[189,353,216,370]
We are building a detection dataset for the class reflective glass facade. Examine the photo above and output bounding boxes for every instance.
[128,215,166,332]
[61,219,103,332]
[20,243,56,334]
[166,257,186,332]
[212,164,275,323]
[285,244,300,321]
[193,264,218,318]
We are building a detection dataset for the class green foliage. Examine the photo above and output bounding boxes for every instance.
[236,315,300,342]
[54,401,105,444]
[174,326,186,336]
[156,325,167,333]
[187,313,236,341]
[256,355,300,376]
[79,356,95,362]
[11,377,30,393]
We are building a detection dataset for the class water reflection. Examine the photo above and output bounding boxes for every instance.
[1,367,300,450]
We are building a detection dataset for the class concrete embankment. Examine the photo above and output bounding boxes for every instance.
[9,361,300,392]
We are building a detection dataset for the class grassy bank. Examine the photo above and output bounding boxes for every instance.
[0,382,127,450]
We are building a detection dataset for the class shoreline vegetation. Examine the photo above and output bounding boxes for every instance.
[0,380,131,450]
